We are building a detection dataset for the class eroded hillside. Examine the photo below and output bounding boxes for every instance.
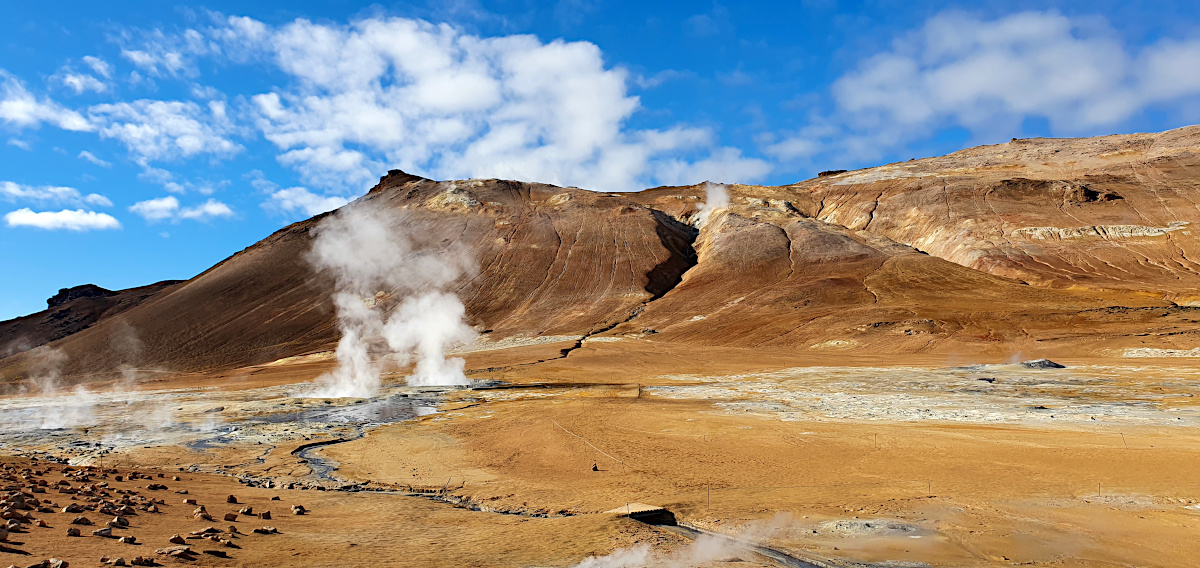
[2,126,1199,385]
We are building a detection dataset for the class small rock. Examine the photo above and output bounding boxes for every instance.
[259,511,271,520]
[169,533,185,544]
[270,496,280,500]
[93,526,113,537]
[118,536,136,544]
[172,476,181,481]
[182,498,196,505]
[154,545,191,555]
[238,506,252,515]
[0,526,6,541]
[223,513,237,522]
[252,526,279,535]
[225,495,238,504]
[70,515,92,525]
[66,527,81,536]
[291,504,306,515]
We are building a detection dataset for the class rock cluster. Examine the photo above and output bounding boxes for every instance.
[0,462,164,559]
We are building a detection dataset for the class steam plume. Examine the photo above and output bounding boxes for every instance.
[307,199,476,398]
[694,182,729,228]
[573,514,791,567]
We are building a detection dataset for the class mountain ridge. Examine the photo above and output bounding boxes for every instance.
[3,125,1199,386]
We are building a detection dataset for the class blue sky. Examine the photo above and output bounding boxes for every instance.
[2,1,1199,321]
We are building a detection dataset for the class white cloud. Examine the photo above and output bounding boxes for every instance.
[4,208,120,231]
[56,71,108,94]
[119,28,212,77]
[7,138,31,150]
[129,196,178,221]
[178,198,234,220]
[198,15,767,192]
[1,181,112,207]
[264,186,350,216]
[129,195,235,222]
[82,56,113,79]
[0,71,93,131]
[78,150,111,167]
[88,99,241,164]
[768,11,1200,163]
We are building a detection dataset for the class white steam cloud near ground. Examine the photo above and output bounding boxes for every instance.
[1,326,198,436]
[693,182,729,228]
[573,514,792,567]
[306,196,477,398]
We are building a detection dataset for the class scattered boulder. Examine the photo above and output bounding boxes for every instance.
[0,526,6,541]
[100,557,126,566]
[70,516,92,525]
[154,545,193,559]
[225,495,238,504]
[252,526,279,535]
[238,506,252,515]
[66,527,81,536]
[259,511,271,520]
[291,504,306,515]
[169,534,185,544]
[118,536,136,544]
[223,513,238,522]
[93,526,113,537]
[61,503,83,513]
[25,560,68,568]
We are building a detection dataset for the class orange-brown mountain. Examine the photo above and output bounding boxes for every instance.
[4,126,1200,384]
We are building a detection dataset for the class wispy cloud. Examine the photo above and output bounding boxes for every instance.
[129,195,234,222]
[0,70,93,131]
[1,180,112,207]
[89,99,241,165]
[767,11,1200,164]
[78,150,112,167]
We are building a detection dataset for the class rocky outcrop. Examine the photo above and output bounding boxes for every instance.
[47,284,115,308]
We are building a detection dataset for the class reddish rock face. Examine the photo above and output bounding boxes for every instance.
[2,125,1200,381]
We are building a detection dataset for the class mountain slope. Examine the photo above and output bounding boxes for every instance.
[3,126,1200,386]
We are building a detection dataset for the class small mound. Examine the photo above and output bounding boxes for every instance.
[1021,359,1065,369]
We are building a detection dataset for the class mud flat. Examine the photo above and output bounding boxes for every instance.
[3,355,1200,567]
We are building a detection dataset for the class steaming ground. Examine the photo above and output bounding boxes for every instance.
[2,344,1200,567]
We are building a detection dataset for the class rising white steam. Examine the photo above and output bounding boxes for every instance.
[693,182,729,228]
[573,514,792,567]
[307,199,477,398]
[15,346,97,430]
